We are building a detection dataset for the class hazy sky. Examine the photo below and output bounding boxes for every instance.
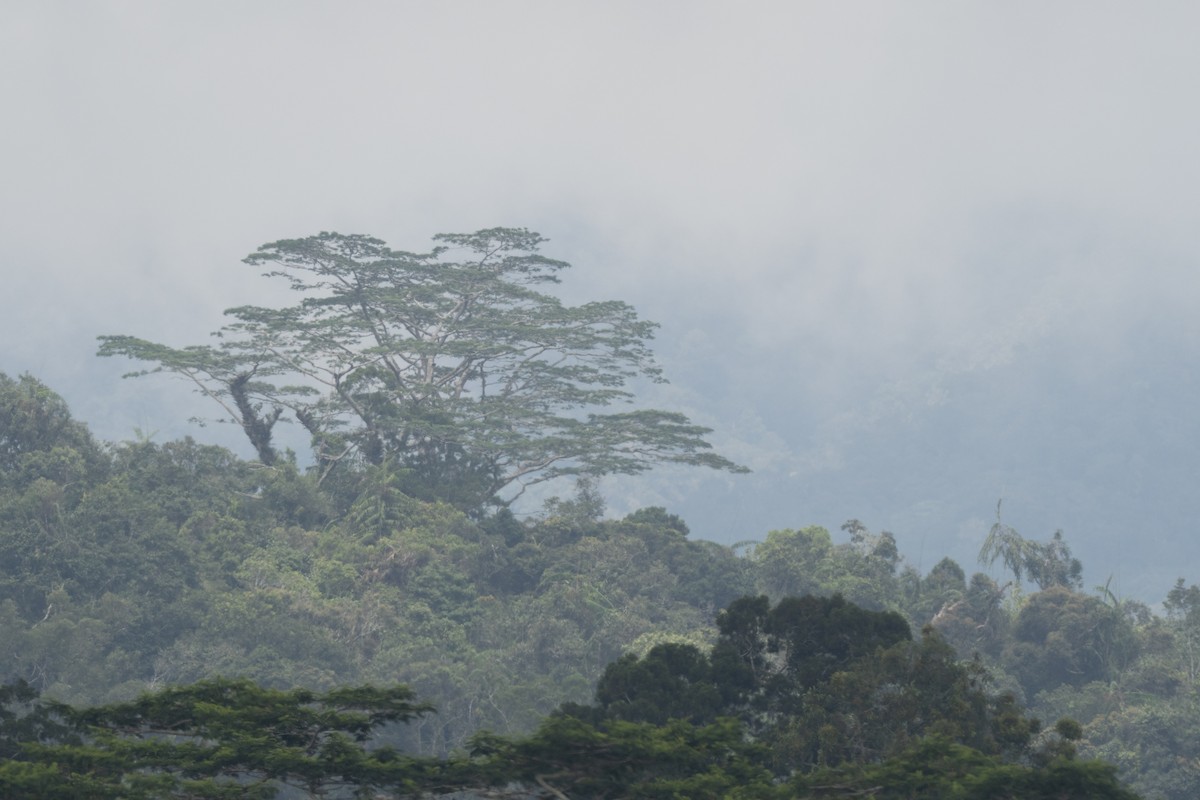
[4,3,1200,594]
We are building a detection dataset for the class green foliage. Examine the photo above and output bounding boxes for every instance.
[0,669,1143,800]
[468,714,777,799]
[1078,696,1200,800]
[753,526,836,600]
[1164,578,1200,686]
[1006,586,1123,696]
[0,372,107,484]
[0,375,1175,796]
[99,228,746,513]
[909,556,967,622]
[751,522,911,613]
[9,678,435,798]
[792,736,1141,800]
[588,642,723,725]
[542,475,607,528]
[0,680,78,760]
[574,594,1042,777]
[979,503,1082,591]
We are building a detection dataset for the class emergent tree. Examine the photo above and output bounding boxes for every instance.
[99,228,745,511]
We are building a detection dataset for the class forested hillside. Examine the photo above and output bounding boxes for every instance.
[2,370,1199,796]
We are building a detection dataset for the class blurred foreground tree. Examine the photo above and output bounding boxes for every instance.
[99,228,745,513]
[6,678,437,798]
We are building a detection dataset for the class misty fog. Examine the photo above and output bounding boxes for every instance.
[4,2,1199,600]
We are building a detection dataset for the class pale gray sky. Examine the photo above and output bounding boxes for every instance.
[4,2,1199,595]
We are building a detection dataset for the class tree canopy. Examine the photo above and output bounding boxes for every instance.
[1,371,1186,797]
[98,228,745,512]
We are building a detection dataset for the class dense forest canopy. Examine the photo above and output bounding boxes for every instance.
[1,368,1199,796]
[0,604,1138,799]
